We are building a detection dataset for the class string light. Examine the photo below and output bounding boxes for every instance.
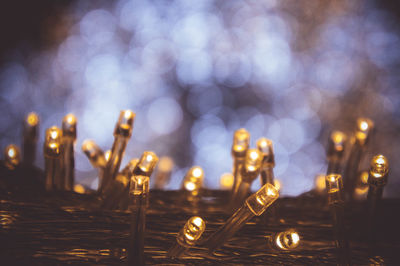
[354,171,369,200]
[132,151,159,177]
[154,156,174,189]
[367,155,389,242]
[220,173,234,190]
[61,114,77,191]
[182,166,204,197]
[206,183,279,253]
[168,216,206,258]
[4,144,21,170]
[269,229,301,251]
[344,118,374,200]
[128,174,149,265]
[325,174,350,264]
[231,149,263,210]
[257,138,275,186]
[101,110,135,193]
[22,112,39,166]
[231,128,250,194]
[44,126,63,191]
[326,131,346,175]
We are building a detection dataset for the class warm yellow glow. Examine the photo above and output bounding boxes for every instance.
[130,175,149,196]
[359,120,369,131]
[7,147,16,158]
[246,183,279,216]
[124,110,134,119]
[48,142,59,150]
[370,154,389,179]
[64,114,77,125]
[274,179,281,191]
[82,140,94,151]
[244,149,262,174]
[232,128,250,155]
[184,181,196,191]
[137,151,159,176]
[267,187,276,197]
[158,156,174,172]
[104,150,111,162]
[315,174,326,192]
[274,230,300,250]
[74,184,85,194]
[360,171,369,184]
[146,154,154,162]
[250,150,260,160]
[50,130,59,139]
[332,131,345,144]
[182,216,206,244]
[26,112,39,126]
[220,173,234,189]
[191,167,203,178]
[291,232,300,244]
[355,186,368,195]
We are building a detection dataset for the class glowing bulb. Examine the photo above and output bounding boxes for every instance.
[158,156,174,172]
[274,179,281,191]
[325,174,343,204]
[81,140,107,169]
[360,171,369,185]
[368,155,389,186]
[182,166,204,196]
[44,126,62,157]
[231,128,250,156]
[328,131,346,158]
[74,184,86,194]
[179,216,206,246]
[4,144,21,169]
[315,174,326,193]
[104,150,111,162]
[62,114,77,139]
[220,173,234,190]
[355,118,374,145]
[26,112,39,126]
[241,149,263,183]
[130,175,149,196]
[135,151,159,177]
[273,230,301,250]
[257,138,275,167]
[114,110,135,137]
[246,183,279,216]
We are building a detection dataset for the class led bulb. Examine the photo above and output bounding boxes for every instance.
[355,118,374,146]
[220,173,234,190]
[315,174,326,193]
[62,114,77,139]
[246,183,279,216]
[273,230,300,250]
[368,155,389,186]
[44,126,62,157]
[257,138,275,167]
[231,128,250,157]
[26,112,39,127]
[130,175,149,196]
[24,112,39,139]
[135,151,159,177]
[81,140,107,169]
[4,144,21,169]
[183,166,204,196]
[179,216,206,246]
[325,174,343,204]
[241,149,262,183]
[104,150,111,162]
[327,131,346,159]
[114,110,135,137]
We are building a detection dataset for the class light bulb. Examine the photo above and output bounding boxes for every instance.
[81,140,107,169]
[182,166,204,196]
[130,175,150,196]
[246,183,279,216]
[327,131,346,159]
[220,173,234,190]
[44,126,62,157]
[273,229,301,250]
[4,144,21,169]
[257,138,275,167]
[23,112,39,165]
[114,110,135,138]
[368,155,389,187]
[355,118,374,146]
[134,151,159,177]
[242,149,263,182]
[62,114,77,139]
[325,174,343,205]
[104,150,111,162]
[231,128,250,157]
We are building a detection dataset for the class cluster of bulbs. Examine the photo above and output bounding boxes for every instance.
[1,110,389,264]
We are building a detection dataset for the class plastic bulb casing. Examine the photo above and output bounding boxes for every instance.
[182,166,204,196]
[246,183,279,216]
[114,110,135,138]
[129,175,150,207]
[4,144,21,169]
[273,230,300,250]
[133,151,159,177]
[368,155,389,187]
[242,149,263,183]
[327,131,346,161]
[325,174,344,205]
[354,118,374,146]
[81,140,107,169]
[62,114,77,140]
[257,138,275,168]
[177,216,206,247]
[44,126,62,157]
[231,128,250,158]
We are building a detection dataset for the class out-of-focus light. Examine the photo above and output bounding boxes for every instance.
[220,173,234,190]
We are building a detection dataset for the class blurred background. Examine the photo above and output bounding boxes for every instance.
[0,0,399,196]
